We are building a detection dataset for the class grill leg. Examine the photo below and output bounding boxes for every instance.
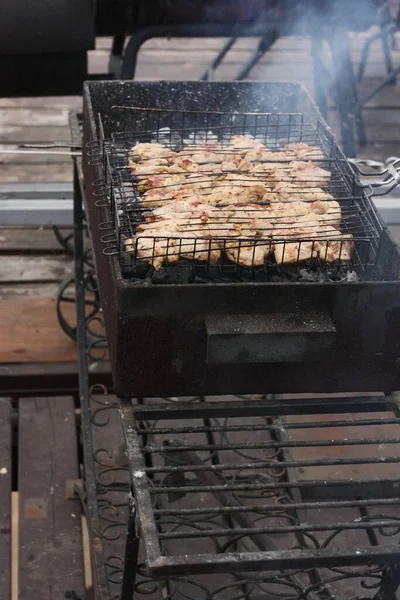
[120,493,139,600]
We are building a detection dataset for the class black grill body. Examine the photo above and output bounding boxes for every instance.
[83,80,400,398]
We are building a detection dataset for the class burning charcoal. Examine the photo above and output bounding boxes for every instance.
[344,270,359,283]
[152,264,193,285]
[297,269,318,282]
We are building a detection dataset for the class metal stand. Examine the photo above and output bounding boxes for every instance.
[120,23,282,80]
[72,132,400,599]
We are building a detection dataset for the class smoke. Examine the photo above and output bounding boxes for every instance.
[201,0,382,34]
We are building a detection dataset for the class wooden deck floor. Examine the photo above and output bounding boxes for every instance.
[1,30,400,186]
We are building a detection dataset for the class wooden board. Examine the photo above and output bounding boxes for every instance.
[0,256,72,283]
[18,397,85,600]
[0,228,72,253]
[0,398,11,600]
[287,411,400,482]
[0,165,73,184]
[0,298,77,363]
[0,283,61,300]
[0,126,70,144]
[0,362,112,397]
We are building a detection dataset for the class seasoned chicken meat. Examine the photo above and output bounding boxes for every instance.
[129,142,175,160]
[124,135,352,269]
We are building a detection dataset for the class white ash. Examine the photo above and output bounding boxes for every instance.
[150,126,299,152]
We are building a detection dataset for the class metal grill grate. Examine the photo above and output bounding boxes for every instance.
[97,108,382,283]
[119,395,400,578]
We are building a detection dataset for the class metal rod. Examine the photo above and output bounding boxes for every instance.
[150,476,400,496]
[0,149,81,156]
[154,497,400,517]
[200,37,237,81]
[142,436,400,453]
[73,162,113,600]
[132,397,389,421]
[137,416,400,435]
[120,493,139,600]
[143,455,400,474]
[158,520,400,540]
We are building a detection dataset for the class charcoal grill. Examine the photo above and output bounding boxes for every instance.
[83,80,400,399]
[71,106,400,599]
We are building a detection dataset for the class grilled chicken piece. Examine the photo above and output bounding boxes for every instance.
[177,150,222,165]
[273,224,353,264]
[142,184,196,208]
[270,201,310,224]
[149,198,207,218]
[308,200,342,228]
[126,221,181,271]
[271,199,342,233]
[133,163,170,178]
[276,187,333,203]
[284,142,325,162]
[134,219,222,268]
[177,236,222,264]
[314,228,354,262]
[262,191,281,203]
[228,135,265,153]
[206,186,264,205]
[226,238,273,267]
[222,204,274,229]
[139,173,187,194]
[274,239,317,264]
[244,149,289,163]
[273,223,320,264]
[169,155,204,173]
[129,142,175,161]
[129,158,169,175]
[286,161,331,187]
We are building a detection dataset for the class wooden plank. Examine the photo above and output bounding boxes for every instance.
[0,362,112,397]
[18,397,85,600]
[0,298,77,363]
[0,165,72,184]
[0,398,11,600]
[0,283,60,300]
[0,256,72,283]
[0,146,73,165]
[288,412,400,482]
[0,97,82,110]
[0,228,72,253]
[0,109,69,127]
[0,126,70,144]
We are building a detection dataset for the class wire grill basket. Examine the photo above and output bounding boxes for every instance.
[98,108,383,283]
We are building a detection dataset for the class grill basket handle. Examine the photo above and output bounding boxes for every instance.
[349,157,400,197]
[205,311,336,364]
